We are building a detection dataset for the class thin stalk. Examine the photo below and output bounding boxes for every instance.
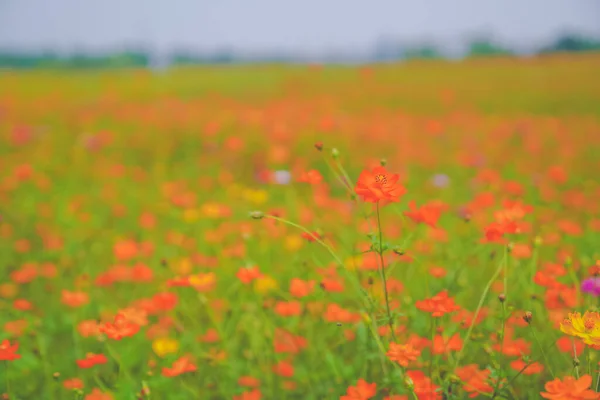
[530,325,555,378]
[573,338,580,379]
[4,361,10,397]
[454,251,507,371]
[376,201,395,341]
[491,301,507,399]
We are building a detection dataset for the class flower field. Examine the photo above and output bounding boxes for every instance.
[1,54,600,399]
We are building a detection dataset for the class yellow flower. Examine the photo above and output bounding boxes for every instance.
[201,203,221,219]
[243,189,268,205]
[344,255,362,271]
[284,235,303,252]
[560,311,600,346]
[172,258,193,275]
[254,275,278,295]
[183,208,200,223]
[189,272,217,292]
[152,338,179,357]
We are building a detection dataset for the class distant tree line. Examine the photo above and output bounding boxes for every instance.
[1,34,599,69]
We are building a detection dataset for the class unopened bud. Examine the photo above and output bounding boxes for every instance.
[331,148,340,159]
[573,357,580,367]
[380,158,387,166]
[534,236,542,247]
[507,243,514,252]
[498,294,506,303]
[314,142,323,151]
[249,211,264,220]
[523,311,533,324]
[52,372,60,380]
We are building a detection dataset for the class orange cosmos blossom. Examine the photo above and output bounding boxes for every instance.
[100,313,140,340]
[541,375,599,399]
[340,379,377,400]
[354,166,405,204]
[0,339,20,361]
[386,343,421,367]
[416,290,460,317]
[162,355,197,377]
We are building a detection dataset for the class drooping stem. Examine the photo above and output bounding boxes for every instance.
[376,201,395,341]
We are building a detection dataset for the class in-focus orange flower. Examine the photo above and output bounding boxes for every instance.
[541,374,599,399]
[162,355,197,377]
[0,339,20,361]
[416,290,460,317]
[354,166,405,204]
[386,343,421,367]
[340,378,377,400]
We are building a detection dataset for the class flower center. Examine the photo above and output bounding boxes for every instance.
[585,318,595,330]
[374,174,387,185]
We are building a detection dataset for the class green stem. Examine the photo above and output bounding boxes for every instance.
[453,250,507,371]
[530,325,555,378]
[491,301,507,400]
[376,201,395,341]
[4,361,10,397]
[573,338,580,379]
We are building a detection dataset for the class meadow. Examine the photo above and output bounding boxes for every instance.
[0,53,600,399]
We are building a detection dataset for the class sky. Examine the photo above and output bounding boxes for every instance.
[0,0,599,55]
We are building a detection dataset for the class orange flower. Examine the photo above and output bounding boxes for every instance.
[273,360,294,378]
[289,278,315,298]
[354,166,405,204]
[234,388,262,400]
[237,266,262,284]
[238,376,260,388]
[76,353,108,369]
[274,301,302,317]
[100,313,140,340]
[541,375,599,399]
[386,343,421,367]
[340,379,377,400]
[298,170,323,185]
[61,290,90,308]
[63,378,84,390]
[406,370,440,400]
[162,355,197,377]
[404,201,442,228]
[510,359,544,375]
[456,365,494,398]
[416,290,460,317]
[85,388,114,400]
[0,339,20,361]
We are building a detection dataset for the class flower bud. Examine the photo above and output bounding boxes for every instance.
[498,294,506,303]
[249,211,264,220]
[314,142,323,151]
[380,158,387,166]
[523,311,533,324]
[331,148,340,159]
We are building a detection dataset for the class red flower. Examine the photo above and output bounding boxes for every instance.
[354,166,405,203]
[162,355,197,377]
[416,290,460,317]
[341,379,377,400]
[76,353,108,369]
[0,340,20,361]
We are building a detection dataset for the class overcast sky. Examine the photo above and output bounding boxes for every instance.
[1,0,599,54]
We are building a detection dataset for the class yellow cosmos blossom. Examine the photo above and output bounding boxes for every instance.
[284,235,303,252]
[152,338,179,357]
[560,311,600,346]
[243,189,268,205]
[189,272,217,292]
[254,275,278,295]
[183,208,200,223]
